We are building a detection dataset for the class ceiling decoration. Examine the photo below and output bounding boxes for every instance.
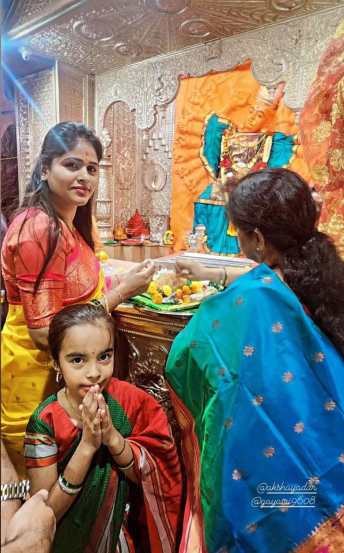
[7,0,343,74]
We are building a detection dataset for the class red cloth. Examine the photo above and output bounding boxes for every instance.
[25,378,185,552]
[300,21,344,257]
[1,208,100,328]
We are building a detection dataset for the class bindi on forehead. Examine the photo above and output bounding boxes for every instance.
[60,140,98,161]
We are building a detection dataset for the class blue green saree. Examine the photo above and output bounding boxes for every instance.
[166,264,344,553]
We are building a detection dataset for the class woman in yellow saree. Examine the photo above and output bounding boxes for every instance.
[1,122,154,476]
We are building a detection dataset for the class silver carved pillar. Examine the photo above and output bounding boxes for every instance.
[96,158,113,240]
[95,127,113,241]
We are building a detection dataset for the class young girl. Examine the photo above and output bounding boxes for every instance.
[24,303,183,553]
[1,122,154,476]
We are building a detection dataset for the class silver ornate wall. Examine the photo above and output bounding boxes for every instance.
[94,7,344,239]
[15,66,58,200]
[13,7,344,237]
[15,62,94,199]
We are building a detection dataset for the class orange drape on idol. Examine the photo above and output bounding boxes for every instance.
[171,61,309,252]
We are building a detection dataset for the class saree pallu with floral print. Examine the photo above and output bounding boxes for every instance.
[1,208,104,476]
[166,264,344,553]
[300,20,344,257]
[24,378,184,553]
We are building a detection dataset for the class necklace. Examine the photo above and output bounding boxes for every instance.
[61,388,83,426]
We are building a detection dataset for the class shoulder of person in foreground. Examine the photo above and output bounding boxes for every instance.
[170,264,284,340]
[167,263,344,372]
[165,265,278,392]
[4,208,48,236]
[2,208,68,258]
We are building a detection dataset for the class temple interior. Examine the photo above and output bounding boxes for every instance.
[2,0,343,376]
[1,1,344,552]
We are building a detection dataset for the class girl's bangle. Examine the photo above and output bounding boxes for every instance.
[112,438,126,457]
[117,457,135,471]
[58,474,83,495]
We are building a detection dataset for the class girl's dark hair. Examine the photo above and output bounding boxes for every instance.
[48,303,114,362]
[228,168,344,356]
[18,122,103,292]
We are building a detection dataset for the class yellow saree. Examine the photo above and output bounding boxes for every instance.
[1,208,104,475]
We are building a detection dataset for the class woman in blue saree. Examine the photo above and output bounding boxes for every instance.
[166,168,344,553]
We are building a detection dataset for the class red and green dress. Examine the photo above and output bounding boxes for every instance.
[24,378,184,553]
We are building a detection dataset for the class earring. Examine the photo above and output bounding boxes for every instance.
[54,364,62,383]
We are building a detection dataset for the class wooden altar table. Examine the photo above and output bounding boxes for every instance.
[112,302,192,434]
[108,252,252,430]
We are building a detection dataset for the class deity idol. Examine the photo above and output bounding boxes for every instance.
[194,83,298,254]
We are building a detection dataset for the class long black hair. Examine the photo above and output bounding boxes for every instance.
[18,122,103,292]
[228,168,344,356]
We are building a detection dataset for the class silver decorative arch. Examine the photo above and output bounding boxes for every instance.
[96,7,343,130]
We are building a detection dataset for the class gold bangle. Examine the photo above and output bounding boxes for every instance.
[219,267,226,287]
[117,457,135,471]
[224,266,229,287]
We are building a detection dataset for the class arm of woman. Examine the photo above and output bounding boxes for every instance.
[28,328,49,351]
[14,212,67,349]
[2,490,55,553]
[175,259,252,286]
[105,260,155,309]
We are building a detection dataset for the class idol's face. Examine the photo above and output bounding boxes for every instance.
[44,139,99,210]
[244,107,265,132]
[58,321,114,404]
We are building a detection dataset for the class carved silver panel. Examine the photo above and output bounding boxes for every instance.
[102,100,174,234]
[92,8,343,234]
[96,110,114,240]
[96,7,344,131]
[14,62,97,201]
[15,67,58,200]
[9,1,344,75]
[83,74,95,128]
[58,64,84,122]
